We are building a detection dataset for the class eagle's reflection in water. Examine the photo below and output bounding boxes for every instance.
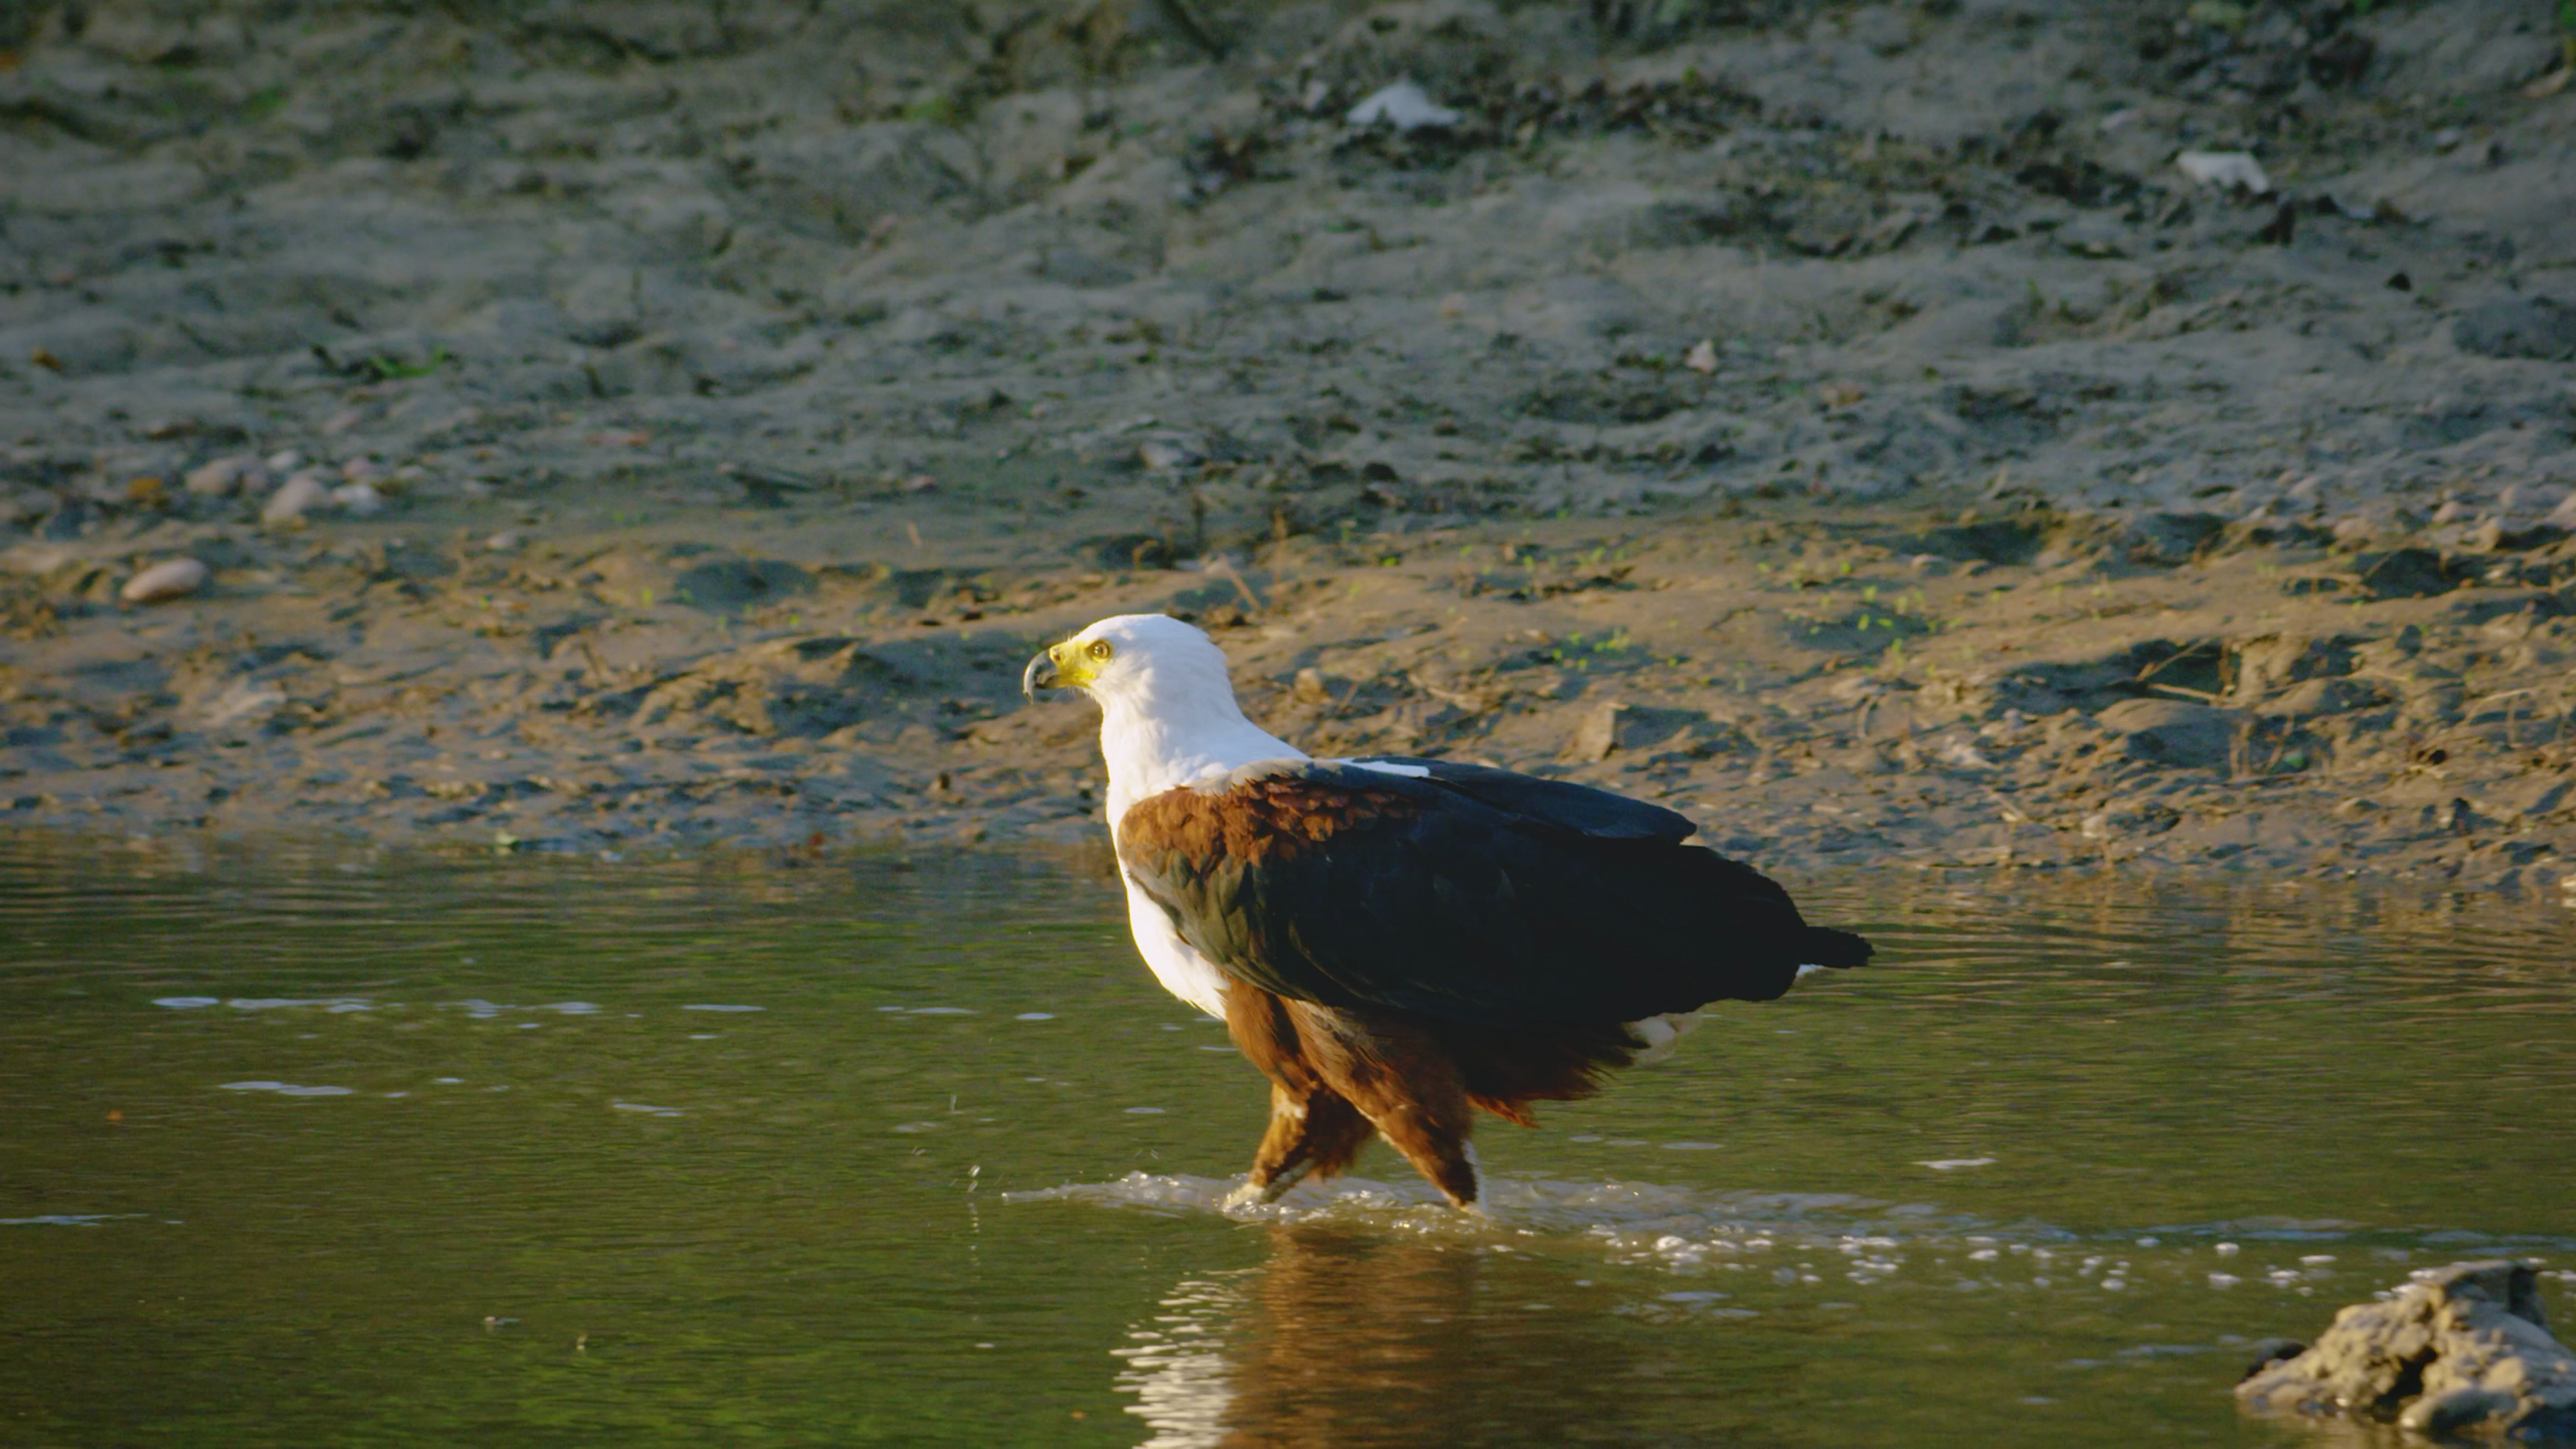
[1115,1223,1641,1449]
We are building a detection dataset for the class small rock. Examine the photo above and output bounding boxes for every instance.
[1137,437,1201,472]
[320,408,364,435]
[120,557,207,603]
[670,556,813,611]
[1346,81,1460,132]
[264,449,302,473]
[2175,151,2273,195]
[2096,698,2239,770]
[484,531,522,552]
[2231,634,2357,702]
[1082,533,1173,570]
[333,482,384,517]
[184,456,263,497]
[262,470,332,525]
[2122,511,2228,565]
[2513,780,2571,820]
[1565,701,1624,763]
[191,678,287,730]
[341,458,385,484]
[2454,296,2576,362]
[1683,339,1719,375]
[2352,547,2463,600]
[2258,677,2380,721]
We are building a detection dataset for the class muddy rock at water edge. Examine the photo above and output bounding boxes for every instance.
[2237,1261,2576,1442]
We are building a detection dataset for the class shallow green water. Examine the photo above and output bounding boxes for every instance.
[3,838,2571,1447]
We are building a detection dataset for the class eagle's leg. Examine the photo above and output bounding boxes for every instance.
[1226,1083,1371,1208]
[1291,1003,1482,1209]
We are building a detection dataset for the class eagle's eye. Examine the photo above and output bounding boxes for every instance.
[1087,639,1115,662]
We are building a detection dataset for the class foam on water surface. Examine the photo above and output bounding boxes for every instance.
[1010,1171,2576,1300]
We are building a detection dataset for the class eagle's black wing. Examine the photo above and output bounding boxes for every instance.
[1116,759,1870,1028]
[1342,756,1697,842]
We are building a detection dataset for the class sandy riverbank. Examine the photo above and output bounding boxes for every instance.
[3,0,2572,892]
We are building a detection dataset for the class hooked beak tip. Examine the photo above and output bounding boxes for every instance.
[1022,650,1058,702]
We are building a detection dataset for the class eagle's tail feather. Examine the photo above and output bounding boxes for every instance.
[1796,927,1874,970]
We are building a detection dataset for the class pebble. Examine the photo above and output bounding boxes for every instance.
[1137,437,1201,471]
[121,557,207,603]
[262,470,333,524]
[342,458,385,484]
[1347,81,1460,132]
[264,448,302,473]
[2175,150,2273,195]
[334,482,385,517]
[184,455,264,497]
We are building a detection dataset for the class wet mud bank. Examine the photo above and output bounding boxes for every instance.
[2,0,2572,891]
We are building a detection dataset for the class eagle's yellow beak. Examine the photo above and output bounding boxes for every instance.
[1022,638,1102,699]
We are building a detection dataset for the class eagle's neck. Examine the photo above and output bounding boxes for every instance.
[1095,671,1302,827]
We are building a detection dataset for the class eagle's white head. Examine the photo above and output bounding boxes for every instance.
[1024,613,1303,823]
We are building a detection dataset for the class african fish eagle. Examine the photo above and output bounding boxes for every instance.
[1023,613,1872,1208]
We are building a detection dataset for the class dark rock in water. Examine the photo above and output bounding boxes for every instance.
[2238,1338,2307,1382]
[670,557,814,611]
[2096,698,2238,770]
[2454,296,2576,361]
[2238,1260,2576,1442]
